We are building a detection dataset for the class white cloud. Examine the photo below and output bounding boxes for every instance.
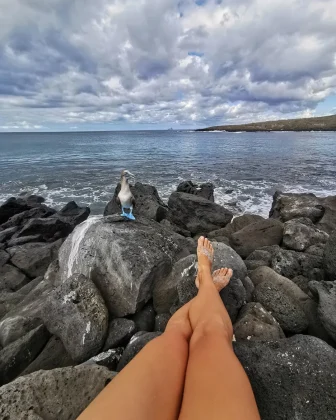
[0,0,335,130]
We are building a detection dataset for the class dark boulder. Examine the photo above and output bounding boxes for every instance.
[168,192,233,235]
[176,180,215,202]
[0,315,41,347]
[175,255,198,307]
[117,331,161,371]
[324,231,336,281]
[104,182,168,222]
[283,219,329,251]
[309,281,336,342]
[160,219,192,237]
[0,250,9,267]
[58,216,190,317]
[317,195,336,234]
[7,234,43,247]
[17,218,73,241]
[0,264,29,292]
[230,219,284,259]
[0,325,50,386]
[0,196,45,225]
[234,302,285,341]
[53,201,90,229]
[103,318,137,351]
[41,273,108,363]
[131,302,155,332]
[234,335,336,420]
[1,205,56,230]
[154,313,171,332]
[0,365,116,420]
[7,239,62,278]
[21,336,74,376]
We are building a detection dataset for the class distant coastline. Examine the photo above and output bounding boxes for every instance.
[196,114,336,132]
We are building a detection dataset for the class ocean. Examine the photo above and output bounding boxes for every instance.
[0,130,335,217]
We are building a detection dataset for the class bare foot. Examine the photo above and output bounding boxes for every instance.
[195,236,214,288]
[212,268,233,292]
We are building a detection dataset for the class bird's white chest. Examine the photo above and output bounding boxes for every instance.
[118,188,133,206]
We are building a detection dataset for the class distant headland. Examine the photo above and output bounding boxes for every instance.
[196,114,336,132]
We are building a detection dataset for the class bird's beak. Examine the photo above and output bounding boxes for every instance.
[127,172,135,178]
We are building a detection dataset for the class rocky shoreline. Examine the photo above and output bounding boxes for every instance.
[0,181,336,419]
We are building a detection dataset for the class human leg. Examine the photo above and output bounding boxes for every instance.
[78,303,192,420]
[179,237,260,420]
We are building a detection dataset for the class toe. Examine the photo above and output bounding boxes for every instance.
[198,236,205,248]
[228,268,233,278]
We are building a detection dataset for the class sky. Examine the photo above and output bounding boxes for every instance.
[0,0,336,132]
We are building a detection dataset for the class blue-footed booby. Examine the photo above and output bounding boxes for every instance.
[117,170,136,220]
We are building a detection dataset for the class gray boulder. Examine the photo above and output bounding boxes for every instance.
[159,219,192,237]
[7,235,43,247]
[291,275,311,295]
[251,266,329,339]
[168,192,233,235]
[0,315,41,347]
[104,182,168,222]
[176,180,215,202]
[154,313,171,332]
[103,318,137,351]
[0,249,9,266]
[41,273,108,363]
[324,231,336,281]
[309,281,336,342]
[117,331,161,371]
[234,303,285,341]
[235,335,336,420]
[58,216,190,317]
[213,242,248,280]
[153,254,195,313]
[0,325,50,386]
[208,214,265,241]
[175,255,198,306]
[305,242,326,257]
[132,302,155,332]
[230,219,284,258]
[0,365,116,420]
[83,348,123,371]
[21,336,74,376]
[0,264,29,292]
[269,191,325,222]
[316,195,336,234]
[283,219,329,251]
[7,239,62,278]
[0,226,18,243]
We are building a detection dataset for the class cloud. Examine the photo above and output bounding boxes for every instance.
[0,0,336,130]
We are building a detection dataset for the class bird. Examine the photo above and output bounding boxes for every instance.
[117,170,136,220]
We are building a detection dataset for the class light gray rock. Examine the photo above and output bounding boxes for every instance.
[269,191,325,222]
[103,318,137,351]
[41,273,108,363]
[117,332,161,371]
[234,335,336,420]
[58,217,190,317]
[0,325,50,386]
[324,231,336,281]
[283,219,329,251]
[0,226,18,243]
[234,303,285,341]
[7,239,62,278]
[230,219,284,258]
[0,264,29,292]
[316,195,336,234]
[0,365,116,420]
[168,192,233,235]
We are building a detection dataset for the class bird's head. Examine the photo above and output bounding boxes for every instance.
[121,169,135,183]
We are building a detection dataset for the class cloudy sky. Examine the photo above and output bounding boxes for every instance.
[1,0,336,131]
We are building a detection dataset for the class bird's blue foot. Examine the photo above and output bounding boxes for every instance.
[125,212,136,221]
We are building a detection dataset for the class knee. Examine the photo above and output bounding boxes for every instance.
[190,317,233,350]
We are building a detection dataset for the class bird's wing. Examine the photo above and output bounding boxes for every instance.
[131,195,136,208]
[116,195,121,205]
